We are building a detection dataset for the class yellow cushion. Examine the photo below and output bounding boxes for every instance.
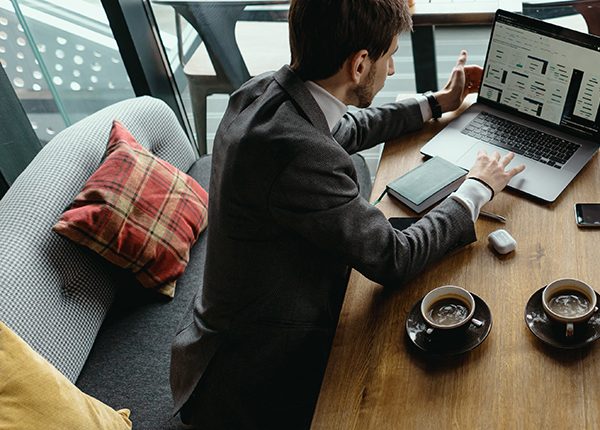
[0,322,132,430]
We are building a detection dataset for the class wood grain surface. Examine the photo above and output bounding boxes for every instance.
[311,95,600,430]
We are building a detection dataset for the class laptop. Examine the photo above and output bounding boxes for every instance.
[420,10,600,202]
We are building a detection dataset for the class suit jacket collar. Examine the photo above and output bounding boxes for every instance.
[274,66,332,137]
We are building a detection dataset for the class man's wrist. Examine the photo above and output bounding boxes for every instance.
[467,176,495,200]
[432,89,454,113]
[423,91,442,119]
[414,94,432,122]
[452,178,493,221]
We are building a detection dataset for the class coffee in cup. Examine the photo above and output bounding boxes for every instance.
[542,278,598,337]
[421,285,482,334]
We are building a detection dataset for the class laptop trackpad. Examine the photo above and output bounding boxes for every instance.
[456,144,482,169]
[456,144,527,189]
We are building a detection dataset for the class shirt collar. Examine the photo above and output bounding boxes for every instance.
[304,80,347,132]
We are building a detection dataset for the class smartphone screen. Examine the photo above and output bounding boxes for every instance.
[575,204,600,227]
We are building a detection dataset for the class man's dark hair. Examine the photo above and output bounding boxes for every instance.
[289,0,412,81]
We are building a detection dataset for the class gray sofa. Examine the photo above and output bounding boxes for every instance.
[0,96,372,429]
[0,96,207,429]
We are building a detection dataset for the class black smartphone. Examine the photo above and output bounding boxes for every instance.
[574,204,600,227]
[388,217,421,230]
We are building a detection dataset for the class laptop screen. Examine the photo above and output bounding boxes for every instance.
[479,10,600,139]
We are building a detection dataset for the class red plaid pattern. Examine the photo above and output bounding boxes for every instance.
[53,120,208,298]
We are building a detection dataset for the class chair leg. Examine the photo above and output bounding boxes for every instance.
[186,76,235,155]
[190,89,209,155]
[185,78,209,155]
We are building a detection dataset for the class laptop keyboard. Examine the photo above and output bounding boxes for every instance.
[461,112,580,169]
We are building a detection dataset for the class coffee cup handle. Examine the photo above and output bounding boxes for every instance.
[566,322,574,337]
[426,319,482,335]
[471,318,484,328]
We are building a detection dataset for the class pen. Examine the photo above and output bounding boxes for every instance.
[480,210,507,223]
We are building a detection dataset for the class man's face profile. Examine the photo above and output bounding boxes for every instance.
[353,36,399,108]
[354,64,377,108]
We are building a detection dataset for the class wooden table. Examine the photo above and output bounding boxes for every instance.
[311,95,600,429]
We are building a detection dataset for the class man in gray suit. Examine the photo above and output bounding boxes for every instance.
[171,0,525,428]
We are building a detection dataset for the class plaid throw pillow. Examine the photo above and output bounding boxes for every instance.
[53,120,208,298]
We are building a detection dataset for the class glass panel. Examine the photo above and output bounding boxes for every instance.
[150,3,199,141]
[435,25,492,92]
[147,1,600,153]
[148,1,291,153]
[0,0,135,144]
[146,2,426,174]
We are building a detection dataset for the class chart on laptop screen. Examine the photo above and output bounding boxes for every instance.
[480,17,600,137]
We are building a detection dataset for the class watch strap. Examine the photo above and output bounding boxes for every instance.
[424,91,442,119]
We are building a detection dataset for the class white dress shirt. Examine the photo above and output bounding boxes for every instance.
[305,81,491,221]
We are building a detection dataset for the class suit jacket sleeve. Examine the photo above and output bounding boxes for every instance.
[332,98,424,154]
[268,140,476,287]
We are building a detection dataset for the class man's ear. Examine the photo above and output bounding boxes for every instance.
[347,49,370,84]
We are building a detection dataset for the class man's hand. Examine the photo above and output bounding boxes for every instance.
[468,150,525,195]
[434,50,483,113]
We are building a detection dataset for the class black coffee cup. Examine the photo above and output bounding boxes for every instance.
[420,285,483,335]
[542,278,598,337]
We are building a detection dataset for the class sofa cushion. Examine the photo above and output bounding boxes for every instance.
[76,155,211,430]
[0,322,132,430]
[53,120,208,298]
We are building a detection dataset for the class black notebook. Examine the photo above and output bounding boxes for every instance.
[386,156,467,213]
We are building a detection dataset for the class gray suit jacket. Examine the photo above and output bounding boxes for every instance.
[170,66,476,428]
